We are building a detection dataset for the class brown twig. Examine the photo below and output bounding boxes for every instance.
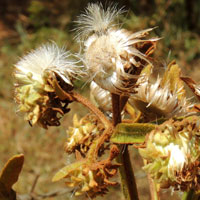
[112,93,139,200]
[70,91,114,161]
[53,77,112,128]
[71,91,112,128]
[30,174,40,200]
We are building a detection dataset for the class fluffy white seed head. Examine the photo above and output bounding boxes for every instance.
[130,78,191,118]
[85,28,158,93]
[14,43,81,127]
[15,43,80,86]
[167,144,187,175]
[75,2,124,40]
[76,3,159,94]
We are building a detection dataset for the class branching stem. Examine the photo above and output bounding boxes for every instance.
[111,93,139,200]
[71,91,112,128]
[71,92,111,128]
[71,91,114,160]
[53,78,111,128]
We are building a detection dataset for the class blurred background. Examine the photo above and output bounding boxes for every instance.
[0,0,200,199]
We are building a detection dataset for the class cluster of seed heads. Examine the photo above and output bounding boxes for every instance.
[13,2,200,198]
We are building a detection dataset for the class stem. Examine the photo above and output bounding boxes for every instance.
[87,126,113,161]
[53,78,111,128]
[120,95,129,112]
[71,92,114,160]
[112,93,139,200]
[30,174,40,194]
[73,92,116,160]
[148,174,160,200]
[112,93,121,126]
[182,190,197,200]
[117,146,139,200]
[71,91,112,129]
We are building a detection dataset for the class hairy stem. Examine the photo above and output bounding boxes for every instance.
[71,92,114,161]
[73,91,116,160]
[87,126,113,161]
[112,93,139,200]
[71,91,112,128]
[71,91,111,128]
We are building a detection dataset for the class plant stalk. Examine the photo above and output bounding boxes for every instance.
[72,92,114,160]
[72,91,112,128]
[112,93,139,200]
[182,190,197,200]
[148,174,160,200]
[53,78,111,128]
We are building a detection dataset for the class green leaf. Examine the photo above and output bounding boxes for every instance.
[52,160,85,182]
[111,123,156,144]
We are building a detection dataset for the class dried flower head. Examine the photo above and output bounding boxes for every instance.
[65,113,105,155]
[53,145,120,198]
[130,77,191,119]
[76,3,159,94]
[139,116,200,191]
[14,43,80,128]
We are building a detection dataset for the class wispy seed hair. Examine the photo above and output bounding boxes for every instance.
[74,2,125,39]
[131,78,192,118]
[15,43,81,85]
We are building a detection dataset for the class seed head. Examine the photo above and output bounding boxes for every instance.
[130,77,191,119]
[15,43,80,85]
[14,43,79,128]
[75,2,124,39]
[76,3,159,94]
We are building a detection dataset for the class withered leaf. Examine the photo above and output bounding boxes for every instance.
[0,154,24,200]
[161,61,185,100]
[181,76,200,101]
[0,182,16,200]
[0,154,24,191]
